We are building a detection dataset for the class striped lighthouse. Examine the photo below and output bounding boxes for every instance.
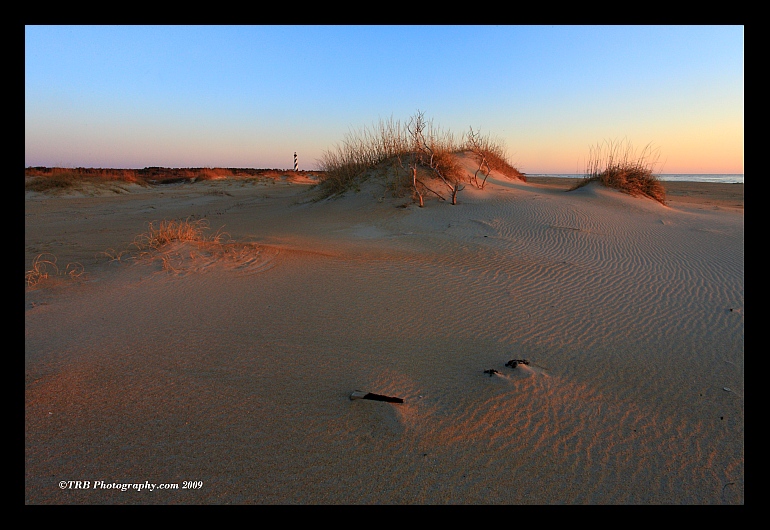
[294,152,298,172]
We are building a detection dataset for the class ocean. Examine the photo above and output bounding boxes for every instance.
[528,174,744,184]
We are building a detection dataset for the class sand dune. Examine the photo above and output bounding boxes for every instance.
[25,166,743,504]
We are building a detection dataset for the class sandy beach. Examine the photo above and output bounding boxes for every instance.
[25,166,744,504]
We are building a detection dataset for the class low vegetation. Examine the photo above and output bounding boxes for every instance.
[570,138,666,204]
[101,217,233,275]
[130,217,230,253]
[26,129,667,211]
[24,168,149,193]
[124,217,233,274]
[25,253,85,288]
[24,166,323,192]
[315,111,524,205]
[27,218,234,286]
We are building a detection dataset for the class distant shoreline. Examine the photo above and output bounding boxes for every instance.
[525,174,744,184]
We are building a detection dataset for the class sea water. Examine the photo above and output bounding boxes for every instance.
[529,174,744,184]
[656,174,744,184]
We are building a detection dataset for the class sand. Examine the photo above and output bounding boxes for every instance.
[25,163,744,504]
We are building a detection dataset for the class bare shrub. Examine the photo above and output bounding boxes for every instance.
[463,127,524,186]
[406,111,465,205]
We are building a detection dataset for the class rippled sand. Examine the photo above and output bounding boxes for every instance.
[25,164,743,504]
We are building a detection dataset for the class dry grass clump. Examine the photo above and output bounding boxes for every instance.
[316,115,412,198]
[571,138,666,204]
[130,218,278,275]
[25,253,85,288]
[131,217,230,253]
[26,218,252,284]
[128,217,231,274]
[27,219,237,285]
[89,217,235,275]
[315,111,522,205]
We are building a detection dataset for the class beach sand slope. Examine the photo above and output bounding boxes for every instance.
[25,172,743,504]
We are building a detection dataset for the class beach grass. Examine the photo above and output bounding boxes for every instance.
[67,218,237,276]
[25,253,85,288]
[131,217,230,252]
[125,217,231,273]
[571,138,666,204]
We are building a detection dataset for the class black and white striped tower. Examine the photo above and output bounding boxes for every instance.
[294,152,298,172]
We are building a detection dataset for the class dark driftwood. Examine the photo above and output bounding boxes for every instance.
[350,391,404,404]
[505,359,530,368]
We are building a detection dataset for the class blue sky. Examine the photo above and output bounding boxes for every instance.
[25,25,744,173]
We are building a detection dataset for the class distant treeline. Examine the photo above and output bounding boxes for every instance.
[25,166,324,185]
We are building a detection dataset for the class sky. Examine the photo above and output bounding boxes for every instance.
[25,25,744,174]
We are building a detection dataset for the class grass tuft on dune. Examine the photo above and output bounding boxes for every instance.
[25,253,85,288]
[571,138,666,204]
[131,217,230,252]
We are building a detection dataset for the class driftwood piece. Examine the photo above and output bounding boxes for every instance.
[350,391,404,404]
[505,359,530,369]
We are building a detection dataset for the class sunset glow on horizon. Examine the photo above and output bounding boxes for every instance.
[25,25,744,175]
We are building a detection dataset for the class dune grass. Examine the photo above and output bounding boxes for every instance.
[25,253,85,288]
[571,138,666,204]
[27,219,235,286]
[131,217,230,252]
[315,111,523,204]
[94,218,233,275]
[124,217,231,273]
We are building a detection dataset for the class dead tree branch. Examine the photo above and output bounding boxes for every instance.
[467,126,492,189]
[407,110,465,204]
